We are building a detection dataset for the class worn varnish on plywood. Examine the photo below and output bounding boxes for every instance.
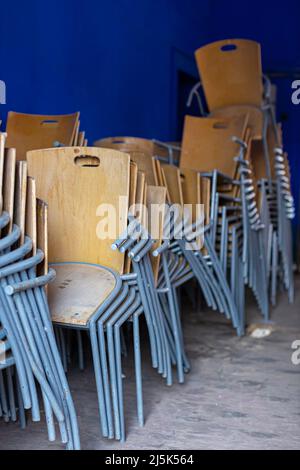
[48,263,116,326]
[195,39,263,111]
[6,112,79,161]
[27,146,130,274]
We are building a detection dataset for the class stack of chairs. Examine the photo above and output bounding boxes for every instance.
[177,113,268,329]
[1,36,295,447]
[187,38,294,308]
[5,111,88,160]
[0,132,79,449]
[94,136,181,166]
[26,145,192,443]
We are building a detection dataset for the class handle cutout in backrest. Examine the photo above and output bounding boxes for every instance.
[74,155,100,167]
[112,139,126,144]
[40,120,59,127]
[220,44,237,52]
[213,121,228,129]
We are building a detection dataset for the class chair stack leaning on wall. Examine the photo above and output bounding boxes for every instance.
[1,37,295,447]
[0,132,80,449]
[188,38,294,306]
[26,145,192,443]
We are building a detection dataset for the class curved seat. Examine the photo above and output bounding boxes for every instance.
[49,263,117,326]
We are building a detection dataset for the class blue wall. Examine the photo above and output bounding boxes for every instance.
[0,0,299,226]
[0,0,211,142]
[205,0,300,237]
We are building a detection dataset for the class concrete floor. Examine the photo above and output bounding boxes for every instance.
[0,279,299,450]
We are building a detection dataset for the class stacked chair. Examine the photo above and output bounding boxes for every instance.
[6,111,87,160]
[187,38,294,308]
[0,132,79,449]
[0,37,295,449]
[26,145,190,443]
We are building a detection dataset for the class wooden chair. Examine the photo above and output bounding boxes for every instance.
[26,146,134,441]
[180,114,248,179]
[0,132,79,448]
[6,112,79,160]
[195,39,263,111]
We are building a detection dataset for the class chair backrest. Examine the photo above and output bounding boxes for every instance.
[36,199,48,276]
[180,168,201,224]
[6,112,79,160]
[195,39,263,111]
[94,136,177,163]
[2,148,16,236]
[210,105,263,140]
[180,115,248,178]
[13,161,27,245]
[160,164,183,206]
[0,133,6,213]
[94,136,154,154]
[95,137,158,185]
[145,185,167,284]
[27,146,130,273]
[127,151,157,186]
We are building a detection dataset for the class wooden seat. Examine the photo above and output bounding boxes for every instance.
[48,263,116,326]
[6,112,79,161]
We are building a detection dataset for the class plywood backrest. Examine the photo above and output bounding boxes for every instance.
[94,136,155,154]
[6,112,79,161]
[135,171,146,222]
[25,177,37,256]
[152,158,164,187]
[180,168,201,224]
[94,136,173,162]
[128,161,138,216]
[36,199,48,276]
[95,137,157,186]
[72,120,80,146]
[146,185,167,284]
[2,148,16,235]
[200,176,211,224]
[0,133,6,213]
[210,105,263,140]
[128,151,157,186]
[124,161,138,274]
[13,161,27,246]
[161,164,183,206]
[180,115,248,178]
[27,146,130,273]
[195,39,263,111]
